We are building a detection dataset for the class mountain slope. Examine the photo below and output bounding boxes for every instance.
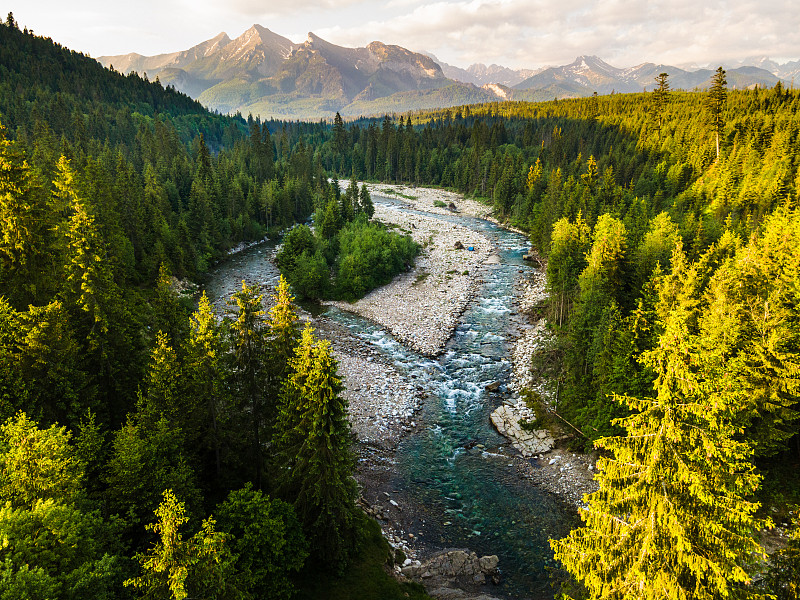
[0,19,239,148]
[100,27,450,119]
[429,54,539,87]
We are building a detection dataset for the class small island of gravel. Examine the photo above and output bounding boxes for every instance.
[326,184,496,357]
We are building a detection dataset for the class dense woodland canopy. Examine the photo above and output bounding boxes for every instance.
[0,16,427,600]
[1,11,799,600]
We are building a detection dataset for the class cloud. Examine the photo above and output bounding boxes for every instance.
[13,0,800,68]
[220,0,364,16]
[317,0,800,69]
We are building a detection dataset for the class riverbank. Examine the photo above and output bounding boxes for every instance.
[505,270,599,507]
[326,192,495,357]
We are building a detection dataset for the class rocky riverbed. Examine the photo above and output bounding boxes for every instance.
[326,197,494,357]
[202,184,599,598]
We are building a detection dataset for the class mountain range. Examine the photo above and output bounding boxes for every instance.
[98,26,797,120]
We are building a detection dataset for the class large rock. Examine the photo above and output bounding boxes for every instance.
[401,549,500,581]
[490,403,554,457]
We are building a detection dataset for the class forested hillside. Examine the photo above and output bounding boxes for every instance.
[0,15,428,600]
[318,76,800,457]
[312,75,800,598]
[329,82,800,455]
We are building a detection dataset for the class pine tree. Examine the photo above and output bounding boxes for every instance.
[267,276,300,386]
[227,280,269,489]
[697,206,800,456]
[547,213,591,326]
[652,72,670,136]
[274,324,357,570]
[332,112,347,156]
[359,184,374,219]
[0,121,52,306]
[187,292,230,481]
[707,67,728,160]
[552,242,768,600]
[137,331,186,432]
[56,155,118,350]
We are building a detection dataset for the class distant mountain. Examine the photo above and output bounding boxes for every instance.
[99,29,795,120]
[725,57,800,85]
[100,26,456,119]
[513,55,782,97]
[428,54,539,87]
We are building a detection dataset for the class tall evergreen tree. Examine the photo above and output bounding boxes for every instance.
[274,324,357,570]
[652,72,670,135]
[707,67,728,160]
[359,183,374,219]
[227,281,269,489]
[552,242,768,600]
[187,292,230,482]
[0,122,49,307]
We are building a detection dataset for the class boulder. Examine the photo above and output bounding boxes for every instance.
[454,240,465,250]
[490,403,554,457]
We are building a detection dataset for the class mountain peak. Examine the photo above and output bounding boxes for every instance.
[305,32,327,46]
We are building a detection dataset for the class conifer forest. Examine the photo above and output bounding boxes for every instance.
[1,13,799,600]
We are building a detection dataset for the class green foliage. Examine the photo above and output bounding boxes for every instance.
[546,213,591,326]
[125,489,243,600]
[0,413,120,600]
[334,219,418,300]
[277,212,418,302]
[707,67,728,159]
[295,515,432,600]
[3,23,800,598]
[696,207,800,456]
[104,417,201,546]
[215,484,308,599]
[186,292,230,486]
[277,225,317,274]
[275,325,358,571]
[552,242,769,599]
[226,281,270,489]
[0,412,84,506]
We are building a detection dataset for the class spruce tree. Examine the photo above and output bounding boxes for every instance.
[187,292,230,481]
[552,242,768,600]
[227,281,269,489]
[267,276,300,385]
[707,67,727,160]
[57,155,117,350]
[263,275,300,449]
[652,72,670,136]
[274,324,357,570]
[359,184,374,219]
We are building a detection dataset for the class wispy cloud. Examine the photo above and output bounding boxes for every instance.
[317,0,800,68]
[12,0,800,68]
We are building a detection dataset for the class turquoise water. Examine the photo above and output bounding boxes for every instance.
[205,198,573,599]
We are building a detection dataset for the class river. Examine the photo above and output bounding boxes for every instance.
[203,195,574,600]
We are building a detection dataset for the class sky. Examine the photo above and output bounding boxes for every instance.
[9,0,800,70]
